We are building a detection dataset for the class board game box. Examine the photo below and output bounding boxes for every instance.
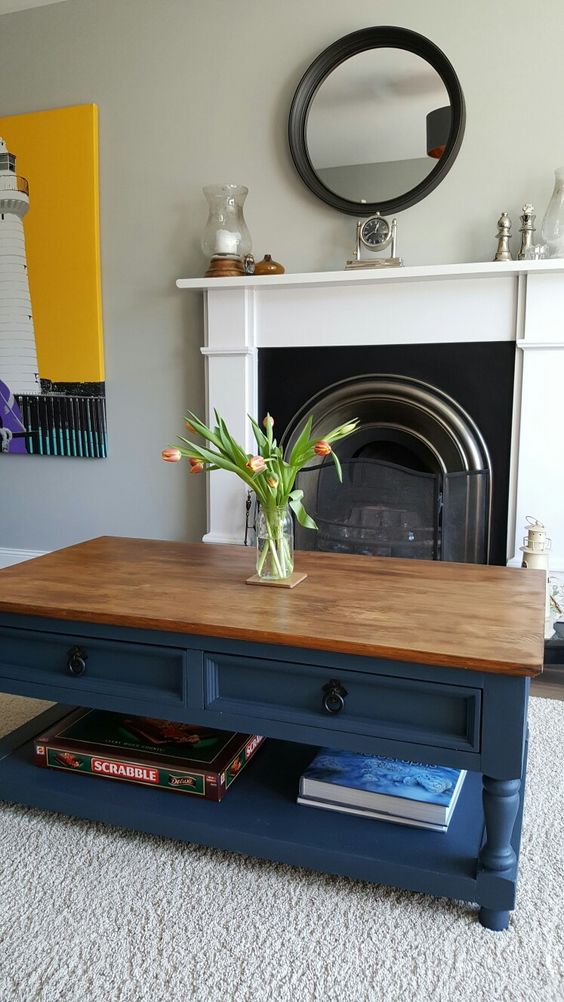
[33,708,265,801]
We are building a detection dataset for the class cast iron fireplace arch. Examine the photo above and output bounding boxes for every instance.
[284,375,493,563]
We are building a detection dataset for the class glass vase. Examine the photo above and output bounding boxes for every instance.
[201,183,252,260]
[255,504,294,581]
[541,167,564,258]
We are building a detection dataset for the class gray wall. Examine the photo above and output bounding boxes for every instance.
[0,0,562,551]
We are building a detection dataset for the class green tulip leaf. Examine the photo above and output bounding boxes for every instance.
[289,496,318,530]
[248,415,268,452]
[331,449,343,483]
[287,415,313,468]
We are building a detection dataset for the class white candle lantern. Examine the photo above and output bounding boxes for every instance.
[201,184,252,278]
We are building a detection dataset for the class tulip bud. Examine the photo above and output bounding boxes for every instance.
[313,440,332,457]
[266,475,278,489]
[262,414,274,429]
[189,461,204,474]
[246,455,267,474]
[162,448,182,463]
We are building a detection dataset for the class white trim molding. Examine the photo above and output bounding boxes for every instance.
[0,2,69,15]
[516,342,564,350]
[0,547,47,568]
[200,346,256,357]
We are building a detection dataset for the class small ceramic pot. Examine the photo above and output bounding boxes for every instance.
[254,254,285,275]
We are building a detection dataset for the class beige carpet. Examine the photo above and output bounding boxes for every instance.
[0,694,563,1002]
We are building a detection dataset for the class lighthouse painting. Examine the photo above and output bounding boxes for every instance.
[0,104,106,458]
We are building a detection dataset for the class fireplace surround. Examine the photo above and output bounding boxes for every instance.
[178,259,564,572]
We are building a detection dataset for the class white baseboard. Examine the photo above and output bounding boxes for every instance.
[0,547,48,569]
[507,554,564,576]
[202,532,247,545]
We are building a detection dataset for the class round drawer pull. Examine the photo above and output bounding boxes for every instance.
[67,645,88,676]
[322,679,348,714]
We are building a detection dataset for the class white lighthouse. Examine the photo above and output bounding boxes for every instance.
[0,137,39,395]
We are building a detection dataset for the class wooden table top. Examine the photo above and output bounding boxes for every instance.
[0,536,546,676]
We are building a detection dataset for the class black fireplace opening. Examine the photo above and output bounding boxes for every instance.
[258,342,515,565]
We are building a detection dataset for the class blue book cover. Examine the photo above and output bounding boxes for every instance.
[300,749,466,822]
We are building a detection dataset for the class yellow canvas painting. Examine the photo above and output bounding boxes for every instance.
[0,104,106,457]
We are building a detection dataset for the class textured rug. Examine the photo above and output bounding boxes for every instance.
[0,694,562,1002]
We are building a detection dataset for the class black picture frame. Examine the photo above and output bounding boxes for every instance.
[288,26,466,216]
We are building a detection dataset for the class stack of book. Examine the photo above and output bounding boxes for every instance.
[34,708,264,802]
[298,748,466,831]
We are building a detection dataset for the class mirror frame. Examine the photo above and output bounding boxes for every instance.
[288,26,466,216]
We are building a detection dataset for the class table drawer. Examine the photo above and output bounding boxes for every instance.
[204,652,481,752]
[0,626,186,706]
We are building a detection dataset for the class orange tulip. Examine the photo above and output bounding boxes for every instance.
[189,460,204,474]
[266,475,278,489]
[313,440,332,457]
[262,414,274,429]
[162,448,182,463]
[246,455,267,474]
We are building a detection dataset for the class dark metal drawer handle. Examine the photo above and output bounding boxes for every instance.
[67,646,88,676]
[322,680,348,715]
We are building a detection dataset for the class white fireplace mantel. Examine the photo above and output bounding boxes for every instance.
[178,259,564,572]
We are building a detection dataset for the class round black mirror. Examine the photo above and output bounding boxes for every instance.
[288,27,466,216]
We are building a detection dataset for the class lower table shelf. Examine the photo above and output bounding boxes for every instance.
[0,704,485,907]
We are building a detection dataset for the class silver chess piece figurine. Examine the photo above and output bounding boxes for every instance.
[494,211,513,262]
[517,204,536,260]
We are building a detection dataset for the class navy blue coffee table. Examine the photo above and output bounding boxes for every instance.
[0,537,546,930]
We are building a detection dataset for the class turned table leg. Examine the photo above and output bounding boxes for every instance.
[478,776,521,931]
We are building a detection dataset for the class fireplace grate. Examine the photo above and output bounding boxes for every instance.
[294,458,489,563]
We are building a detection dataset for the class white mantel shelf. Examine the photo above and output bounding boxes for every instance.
[177,258,564,291]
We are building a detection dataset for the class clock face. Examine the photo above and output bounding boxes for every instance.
[360,215,390,248]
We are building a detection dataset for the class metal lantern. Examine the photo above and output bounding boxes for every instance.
[520,516,551,570]
[520,516,551,617]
